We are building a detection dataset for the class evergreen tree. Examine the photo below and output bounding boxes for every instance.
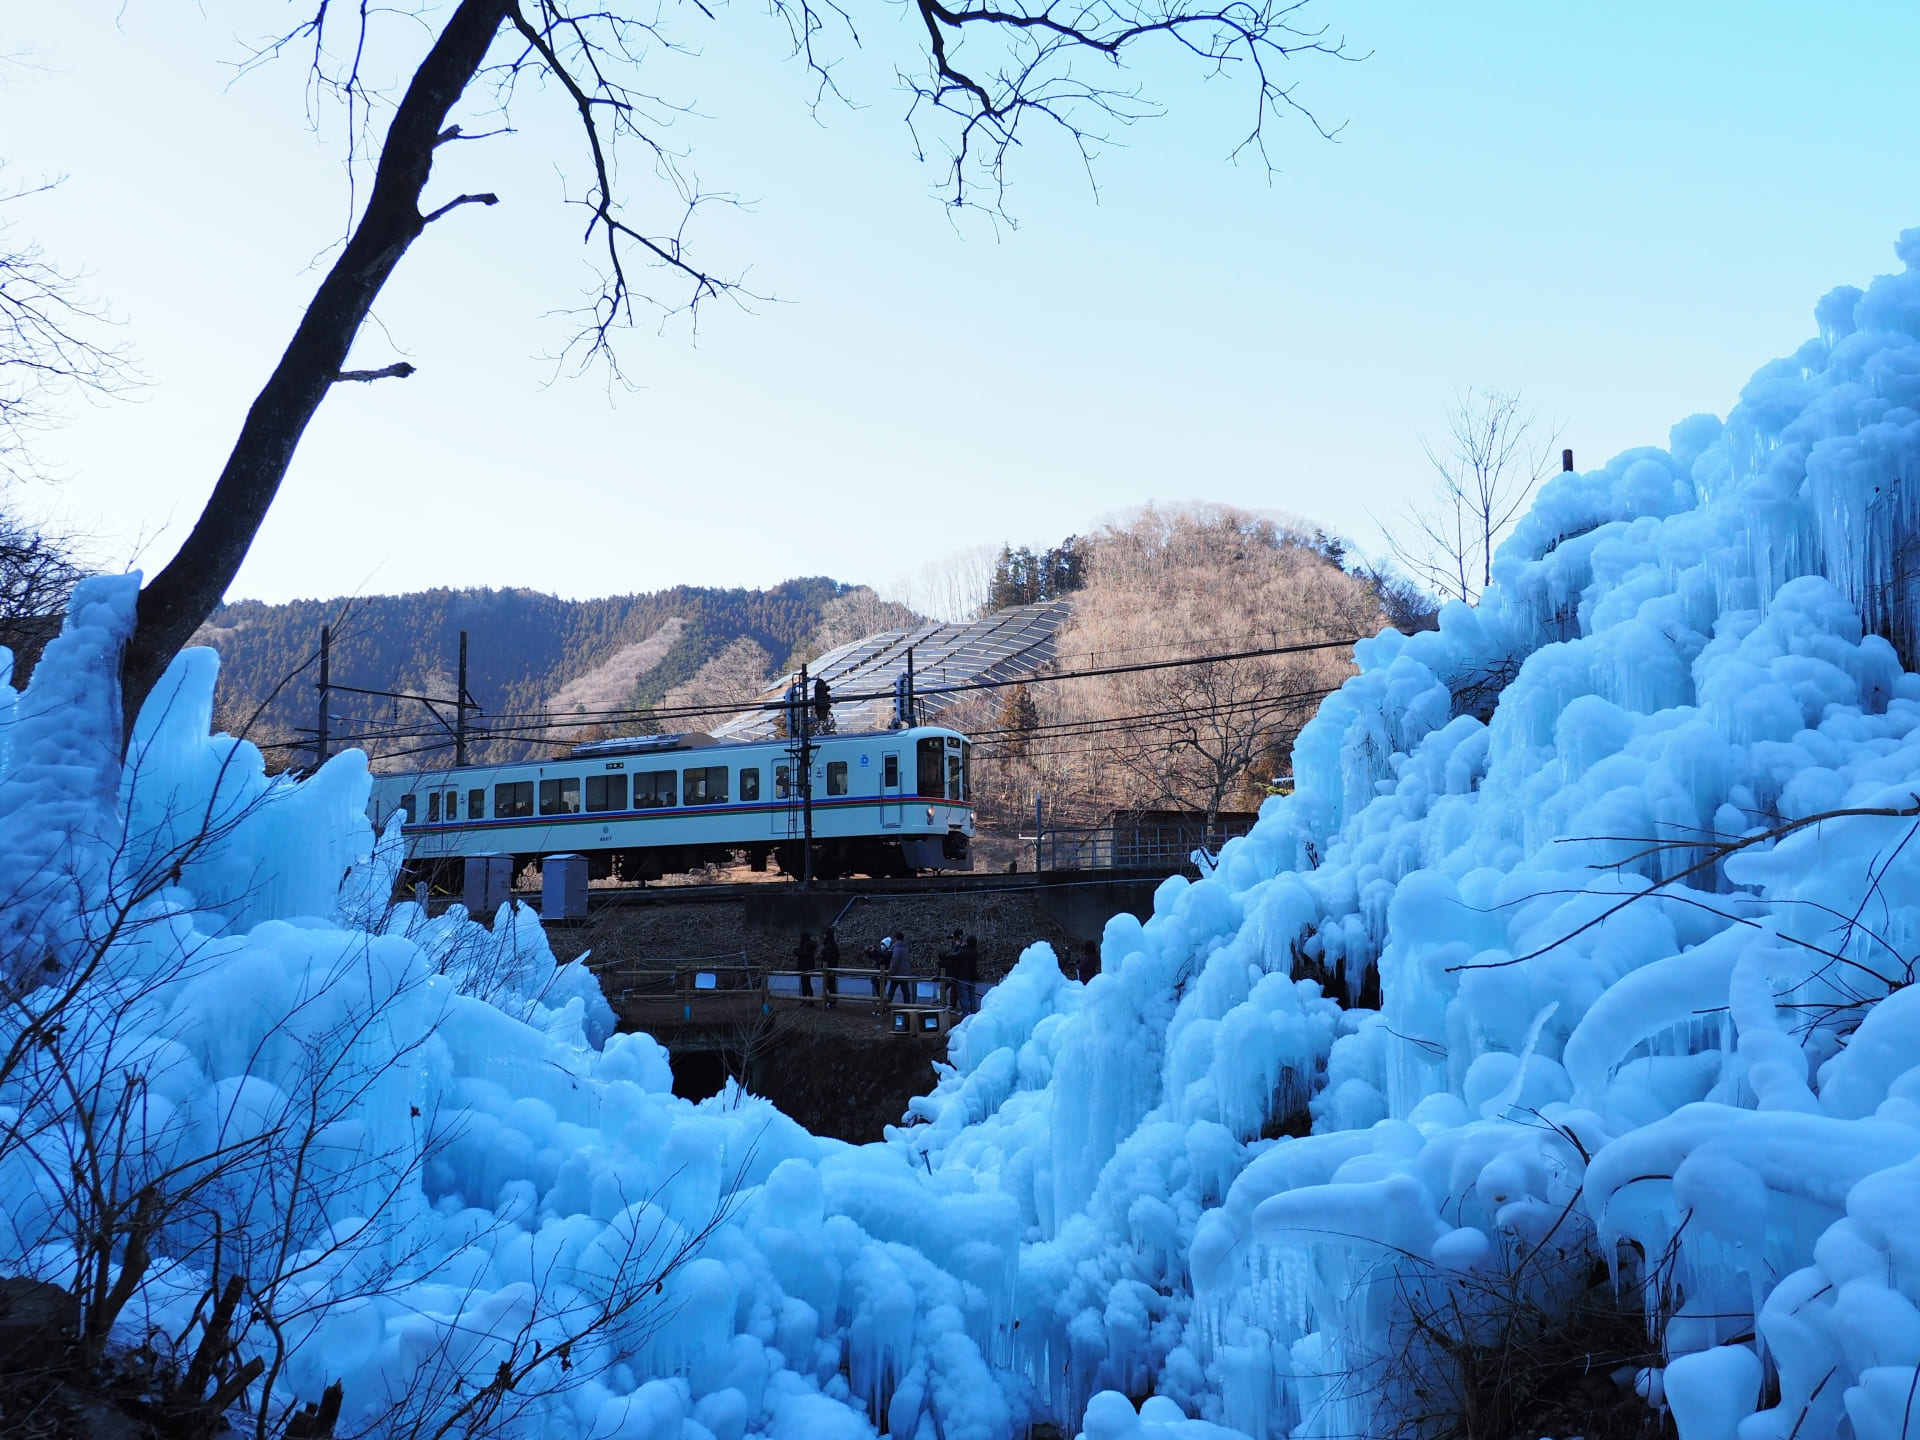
[984,535,1087,612]
[997,683,1040,755]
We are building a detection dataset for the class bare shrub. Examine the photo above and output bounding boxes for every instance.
[0,673,744,1438]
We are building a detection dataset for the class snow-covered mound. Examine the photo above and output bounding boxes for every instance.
[12,229,1920,1440]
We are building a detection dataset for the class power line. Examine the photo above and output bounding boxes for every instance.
[965,687,1340,745]
[410,632,1367,731]
[257,632,1364,764]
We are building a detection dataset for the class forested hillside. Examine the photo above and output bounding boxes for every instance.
[947,505,1396,848]
[195,579,890,767]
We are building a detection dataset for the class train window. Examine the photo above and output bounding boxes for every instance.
[494,781,533,818]
[539,777,581,815]
[883,754,900,788]
[400,793,417,822]
[917,738,945,798]
[739,767,760,802]
[428,791,441,823]
[959,743,971,802]
[826,761,849,796]
[684,766,729,805]
[468,789,485,820]
[947,754,961,801]
[634,770,677,808]
[774,764,791,800]
[585,774,627,812]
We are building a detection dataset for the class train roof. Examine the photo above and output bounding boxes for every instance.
[564,724,962,761]
[568,731,720,759]
[367,722,965,781]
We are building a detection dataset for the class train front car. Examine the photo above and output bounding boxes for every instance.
[364,724,974,888]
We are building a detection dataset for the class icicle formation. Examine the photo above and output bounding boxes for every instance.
[16,226,1920,1440]
[901,227,1920,1440]
[0,592,1031,1440]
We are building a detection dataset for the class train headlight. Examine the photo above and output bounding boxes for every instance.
[926,806,936,823]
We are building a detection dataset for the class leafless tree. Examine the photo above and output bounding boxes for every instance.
[1114,649,1325,827]
[883,544,1002,623]
[1078,509,1377,827]
[111,0,1354,733]
[804,588,922,658]
[0,508,88,680]
[0,171,127,678]
[1384,388,1562,606]
[0,171,133,485]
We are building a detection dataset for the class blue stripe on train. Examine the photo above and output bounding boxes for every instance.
[399,795,972,835]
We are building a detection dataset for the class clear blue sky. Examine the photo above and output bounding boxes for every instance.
[4,2,1919,605]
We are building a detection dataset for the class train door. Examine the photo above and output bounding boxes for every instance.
[880,751,903,827]
[771,762,796,835]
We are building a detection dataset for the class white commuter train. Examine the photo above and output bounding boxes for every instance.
[366,725,975,884]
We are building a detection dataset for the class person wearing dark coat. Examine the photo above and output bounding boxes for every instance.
[938,928,966,1012]
[795,929,817,998]
[1076,938,1101,984]
[820,927,841,1007]
[952,934,982,1015]
[885,935,914,1004]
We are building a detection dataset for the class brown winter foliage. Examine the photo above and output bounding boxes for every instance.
[954,504,1383,848]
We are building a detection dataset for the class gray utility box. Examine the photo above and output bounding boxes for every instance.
[464,853,515,916]
[541,853,589,921]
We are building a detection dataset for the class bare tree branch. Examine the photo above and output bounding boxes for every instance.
[0,171,137,484]
[1381,387,1562,607]
[117,0,1354,739]
[336,361,419,382]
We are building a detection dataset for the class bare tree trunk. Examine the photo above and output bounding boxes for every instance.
[118,0,511,742]
[110,0,1346,742]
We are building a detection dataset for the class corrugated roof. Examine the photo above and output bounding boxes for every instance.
[711,598,1072,739]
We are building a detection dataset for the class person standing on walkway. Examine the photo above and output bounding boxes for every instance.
[820,926,841,1008]
[938,928,965,1011]
[886,933,914,1004]
[795,929,817,999]
[953,933,982,1015]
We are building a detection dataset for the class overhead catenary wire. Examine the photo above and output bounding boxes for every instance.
[257,631,1366,760]
[288,684,1334,754]
[415,632,1363,729]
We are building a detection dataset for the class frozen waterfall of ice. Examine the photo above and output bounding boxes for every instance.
[17,230,1920,1440]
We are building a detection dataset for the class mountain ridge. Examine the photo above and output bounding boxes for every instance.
[196,577,885,766]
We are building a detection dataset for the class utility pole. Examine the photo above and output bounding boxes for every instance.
[1033,793,1044,875]
[316,624,331,766]
[455,630,470,768]
[905,646,915,726]
[798,663,815,889]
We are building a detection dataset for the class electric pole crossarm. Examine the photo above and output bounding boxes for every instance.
[308,626,482,769]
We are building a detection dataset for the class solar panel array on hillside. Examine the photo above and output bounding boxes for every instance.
[711,598,1072,740]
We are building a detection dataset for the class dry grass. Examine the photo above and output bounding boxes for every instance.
[1383,1220,1668,1440]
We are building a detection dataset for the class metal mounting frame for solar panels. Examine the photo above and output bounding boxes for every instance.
[710,598,1072,740]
